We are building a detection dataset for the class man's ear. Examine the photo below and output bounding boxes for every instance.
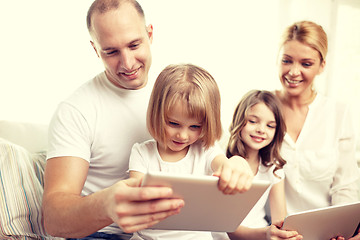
[147,24,153,44]
[90,40,100,58]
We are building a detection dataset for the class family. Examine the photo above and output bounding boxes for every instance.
[41,0,360,239]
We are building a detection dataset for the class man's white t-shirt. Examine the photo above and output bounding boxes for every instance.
[47,72,152,234]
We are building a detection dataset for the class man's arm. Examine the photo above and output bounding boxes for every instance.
[42,157,184,238]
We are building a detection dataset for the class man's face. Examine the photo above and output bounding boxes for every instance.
[90,3,153,90]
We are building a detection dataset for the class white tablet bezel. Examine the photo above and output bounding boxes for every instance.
[141,171,271,232]
[282,201,360,240]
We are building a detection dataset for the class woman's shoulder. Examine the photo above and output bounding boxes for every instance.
[315,93,352,115]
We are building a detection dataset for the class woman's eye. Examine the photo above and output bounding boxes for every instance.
[302,62,312,67]
[282,59,291,64]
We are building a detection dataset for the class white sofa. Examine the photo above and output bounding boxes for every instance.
[0,120,63,240]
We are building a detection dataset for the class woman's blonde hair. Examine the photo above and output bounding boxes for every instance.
[147,63,222,149]
[226,90,286,177]
[281,20,328,62]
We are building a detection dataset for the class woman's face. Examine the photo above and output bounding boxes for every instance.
[279,40,325,97]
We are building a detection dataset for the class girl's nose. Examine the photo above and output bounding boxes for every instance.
[256,124,265,134]
[176,129,188,140]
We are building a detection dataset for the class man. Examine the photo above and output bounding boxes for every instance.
[42,1,253,239]
[42,0,184,239]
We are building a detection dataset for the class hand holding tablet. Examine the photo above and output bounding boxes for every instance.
[141,171,271,232]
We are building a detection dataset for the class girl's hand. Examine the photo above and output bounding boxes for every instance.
[213,155,254,194]
[266,221,303,240]
[330,232,360,240]
[330,222,360,240]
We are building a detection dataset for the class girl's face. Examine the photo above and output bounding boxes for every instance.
[279,40,325,97]
[240,102,276,152]
[163,100,203,154]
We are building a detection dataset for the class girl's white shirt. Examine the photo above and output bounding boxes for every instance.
[240,163,284,228]
[129,139,223,176]
[129,139,229,240]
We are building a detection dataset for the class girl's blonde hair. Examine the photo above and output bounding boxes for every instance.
[147,63,222,149]
[281,20,328,62]
[226,90,286,176]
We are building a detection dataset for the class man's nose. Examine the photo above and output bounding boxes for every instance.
[119,50,135,72]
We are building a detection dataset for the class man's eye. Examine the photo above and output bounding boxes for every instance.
[130,43,140,49]
[105,50,118,56]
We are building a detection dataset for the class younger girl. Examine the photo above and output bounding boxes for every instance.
[128,63,254,240]
[226,90,302,240]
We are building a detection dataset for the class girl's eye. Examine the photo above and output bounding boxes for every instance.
[267,124,276,129]
[168,121,179,127]
[249,120,256,124]
[190,125,201,130]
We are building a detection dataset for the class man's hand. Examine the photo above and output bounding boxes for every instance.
[104,178,185,233]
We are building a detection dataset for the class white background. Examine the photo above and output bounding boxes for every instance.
[0,0,359,146]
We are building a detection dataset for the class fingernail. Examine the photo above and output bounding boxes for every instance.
[177,200,184,207]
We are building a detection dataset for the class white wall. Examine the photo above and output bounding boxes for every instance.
[1,0,359,144]
[0,1,102,124]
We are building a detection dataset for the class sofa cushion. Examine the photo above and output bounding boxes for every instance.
[0,138,63,240]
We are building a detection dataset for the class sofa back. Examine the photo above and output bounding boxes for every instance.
[0,120,48,153]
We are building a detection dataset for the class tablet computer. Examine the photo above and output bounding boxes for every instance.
[282,201,360,240]
[141,171,271,232]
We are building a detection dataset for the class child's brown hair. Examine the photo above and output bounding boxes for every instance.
[227,90,286,176]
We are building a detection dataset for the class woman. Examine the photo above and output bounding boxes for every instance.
[275,21,359,239]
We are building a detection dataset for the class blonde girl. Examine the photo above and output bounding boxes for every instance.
[128,63,253,240]
[227,90,302,240]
